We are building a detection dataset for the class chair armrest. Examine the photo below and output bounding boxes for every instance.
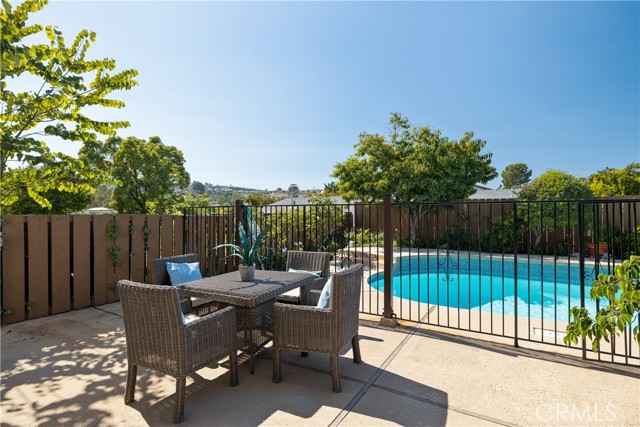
[300,277,328,305]
[273,303,333,351]
[183,306,237,367]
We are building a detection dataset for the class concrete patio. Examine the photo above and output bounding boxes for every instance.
[1,304,638,427]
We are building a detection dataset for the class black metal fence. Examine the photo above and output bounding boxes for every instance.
[184,198,640,364]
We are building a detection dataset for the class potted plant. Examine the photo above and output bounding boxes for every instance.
[586,227,610,258]
[214,222,270,281]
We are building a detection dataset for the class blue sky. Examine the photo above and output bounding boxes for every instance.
[28,1,640,190]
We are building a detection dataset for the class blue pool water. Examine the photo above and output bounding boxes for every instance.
[368,256,613,322]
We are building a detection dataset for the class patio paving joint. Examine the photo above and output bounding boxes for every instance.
[329,312,429,426]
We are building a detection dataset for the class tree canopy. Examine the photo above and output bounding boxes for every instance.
[588,163,640,197]
[501,162,532,189]
[190,181,206,194]
[79,136,190,214]
[332,113,497,203]
[518,170,593,247]
[0,0,138,209]
[519,170,592,202]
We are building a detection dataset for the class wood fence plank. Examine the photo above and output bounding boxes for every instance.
[160,215,173,257]
[2,216,26,324]
[113,215,130,302]
[174,215,184,255]
[146,216,160,262]
[27,216,49,319]
[197,214,207,271]
[72,216,91,309]
[92,215,109,306]
[130,215,146,283]
[50,216,71,314]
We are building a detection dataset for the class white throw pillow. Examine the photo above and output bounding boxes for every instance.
[316,276,333,309]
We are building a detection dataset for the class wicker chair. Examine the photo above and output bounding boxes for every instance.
[118,280,238,423]
[272,264,363,392]
[276,251,331,305]
[149,253,218,316]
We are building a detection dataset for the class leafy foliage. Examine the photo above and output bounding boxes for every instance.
[0,0,138,208]
[323,181,338,195]
[588,163,640,197]
[190,181,206,194]
[169,192,211,214]
[79,136,190,214]
[565,256,640,352]
[1,173,92,213]
[244,192,276,206]
[518,170,592,246]
[333,113,496,242]
[214,223,270,267]
[501,162,532,189]
[333,113,497,203]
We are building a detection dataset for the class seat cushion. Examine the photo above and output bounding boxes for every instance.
[166,262,203,285]
[316,276,333,309]
[182,313,201,325]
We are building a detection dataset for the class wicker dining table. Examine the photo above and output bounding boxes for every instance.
[179,270,314,373]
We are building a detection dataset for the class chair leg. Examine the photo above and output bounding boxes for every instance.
[330,354,342,393]
[229,350,239,386]
[351,334,362,364]
[174,377,186,423]
[300,351,309,357]
[273,348,282,383]
[124,363,137,404]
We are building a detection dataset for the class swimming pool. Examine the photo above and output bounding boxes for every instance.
[368,255,613,323]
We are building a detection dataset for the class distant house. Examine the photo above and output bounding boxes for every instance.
[468,187,520,200]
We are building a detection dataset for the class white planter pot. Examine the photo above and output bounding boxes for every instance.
[239,264,256,282]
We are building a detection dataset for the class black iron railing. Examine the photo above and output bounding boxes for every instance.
[184,198,640,364]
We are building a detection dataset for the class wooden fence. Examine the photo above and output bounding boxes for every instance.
[1,214,184,325]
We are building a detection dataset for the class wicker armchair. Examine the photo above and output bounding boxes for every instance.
[118,280,238,423]
[272,264,363,392]
[149,253,218,316]
[276,251,331,305]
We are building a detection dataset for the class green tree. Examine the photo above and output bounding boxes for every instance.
[87,185,114,209]
[191,181,205,194]
[80,136,190,214]
[245,192,276,206]
[501,162,532,188]
[168,192,211,214]
[565,256,640,352]
[332,112,497,241]
[2,167,92,213]
[323,181,338,195]
[588,163,640,197]
[518,170,592,247]
[1,0,138,209]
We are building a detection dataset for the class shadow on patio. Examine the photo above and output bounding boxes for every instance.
[1,303,638,426]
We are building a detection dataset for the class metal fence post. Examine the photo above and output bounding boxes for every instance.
[513,202,519,347]
[578,202,587,360]
[381,195,398,327]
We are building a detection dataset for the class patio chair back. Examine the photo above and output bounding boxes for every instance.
[330,264,363,350]
[285,250,330,278]
[149,253,198,286]
[118,281,188,377]
[118,279,238,423]
[281,251,331,305]
[272,264,364,392]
